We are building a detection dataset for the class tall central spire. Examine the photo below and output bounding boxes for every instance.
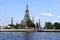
[26,4,28,11]
[25,4,29,12]
[21,4,31,27]
[24,4,30,19]
[11,17,13,24]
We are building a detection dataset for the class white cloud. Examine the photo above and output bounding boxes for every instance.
[40,13,53,17]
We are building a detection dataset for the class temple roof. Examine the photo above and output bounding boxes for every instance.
[8,24,14,26]
[21,4,31,26]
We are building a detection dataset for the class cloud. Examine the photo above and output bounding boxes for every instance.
[40,13,53,17]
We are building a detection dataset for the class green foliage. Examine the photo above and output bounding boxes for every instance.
[36,23,39,28]
[5,26,11,29]
[26,20,35,28]
[29,23,35,28]
[14,23,19,29]
[44,22,53,29]
[53,22,60,29]
[44,22,60,29]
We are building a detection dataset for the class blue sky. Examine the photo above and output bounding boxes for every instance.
[0,0,60,27]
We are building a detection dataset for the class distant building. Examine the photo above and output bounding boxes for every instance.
[8,17,14,29]
[0,26,5,29]
[38,19,40,28]
[35,19,41,29]
[18,24,24,29]
[32,17,34,23]
[19,4,32,28]
[35,22,39,29]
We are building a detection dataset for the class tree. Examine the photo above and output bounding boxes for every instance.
[53,22,60,29]
[5,26,11,29]
[29,23,35,28]
[36,23,39,29]
[15,23,19,29]
[26,20,35,28]
[44,22,53,29]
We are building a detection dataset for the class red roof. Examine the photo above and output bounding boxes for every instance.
[8,24,14,26]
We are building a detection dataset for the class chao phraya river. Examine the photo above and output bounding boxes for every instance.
[0,32,60,40]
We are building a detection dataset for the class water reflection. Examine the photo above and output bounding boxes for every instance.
[24,32,60,40]
[24,32,35,40]
[0,32,60,40]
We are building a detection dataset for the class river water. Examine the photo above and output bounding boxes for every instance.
[0,32,60,40]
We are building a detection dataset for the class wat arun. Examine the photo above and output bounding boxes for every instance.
[20,4,33,28]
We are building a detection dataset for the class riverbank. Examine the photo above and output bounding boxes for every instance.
[38,29,60,32]
[0,29,60,32]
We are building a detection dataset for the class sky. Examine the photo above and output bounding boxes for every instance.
[0,0,60,27]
